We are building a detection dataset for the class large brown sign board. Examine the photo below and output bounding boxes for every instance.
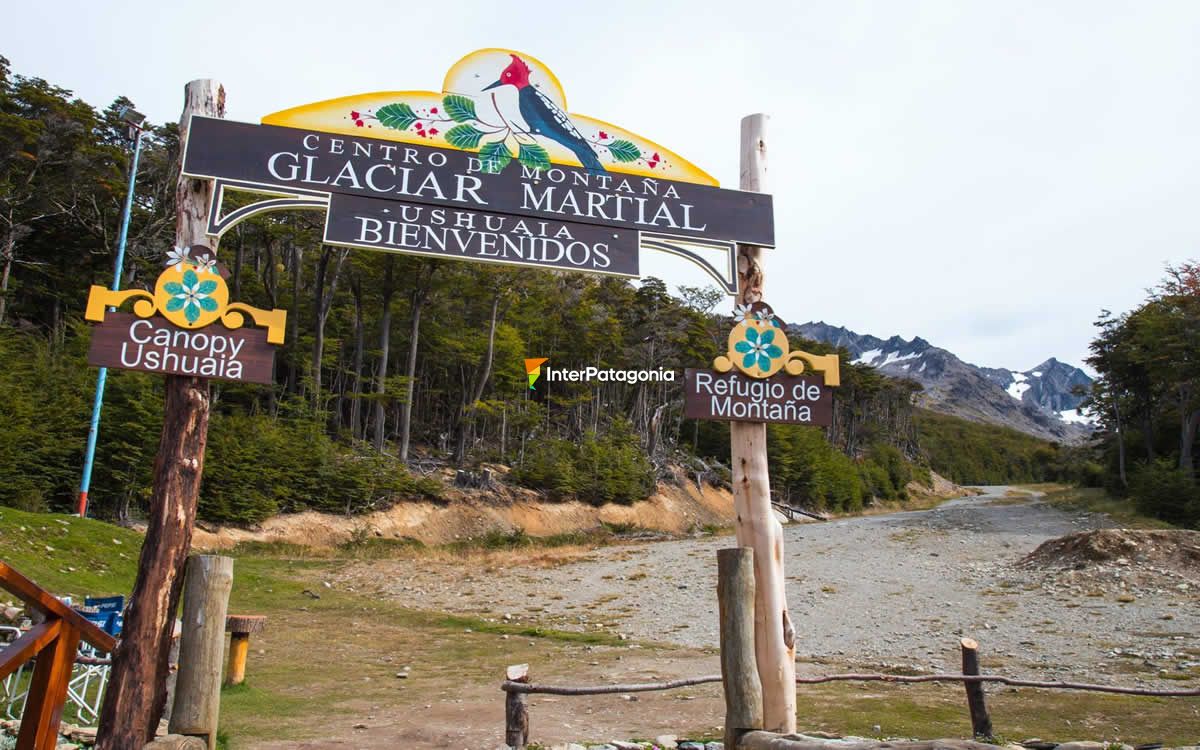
[87,313,276,384]
[684,368,833,426]
[181,116,775,248]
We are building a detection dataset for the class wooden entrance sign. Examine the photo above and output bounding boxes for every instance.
[178,48,776,295]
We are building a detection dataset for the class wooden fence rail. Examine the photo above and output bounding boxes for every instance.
[0,561,117,750]
[498,546,1200,749]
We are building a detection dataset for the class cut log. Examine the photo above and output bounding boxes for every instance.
[718,548,764,750]
[504,664,530,748]
[960,637,993,738]
[170,555,233,750]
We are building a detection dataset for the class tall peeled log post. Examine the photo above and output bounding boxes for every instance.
[731,113,797,733]
[95,79,224,750]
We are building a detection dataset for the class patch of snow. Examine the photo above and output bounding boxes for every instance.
[918,362,927,373]
[1032,371,1043,377]
[1058,408,1094,425]
[1006,372,1030,401]
[853,348,882,365]
[879,350,921,367]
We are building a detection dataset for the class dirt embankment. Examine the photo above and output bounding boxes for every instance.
[191,469,968,551]
[191,473,736,550]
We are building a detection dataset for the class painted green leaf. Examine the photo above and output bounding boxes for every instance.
[445,124,485,150]
[479,140,513,174]
[443,95,477,123]
[606,139,640,163]
[517,142,551,171]
[376,103,419,131]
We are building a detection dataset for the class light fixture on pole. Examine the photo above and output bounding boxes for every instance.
[78,106,147,518]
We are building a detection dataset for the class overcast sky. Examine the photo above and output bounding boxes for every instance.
[4,1,1197,371]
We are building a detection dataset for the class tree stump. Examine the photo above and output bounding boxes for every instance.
[223,615,266,686]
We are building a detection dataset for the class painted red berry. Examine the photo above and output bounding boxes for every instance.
[355,120,364,127]
[429,128,439,135]
[350,110,360,120]
[599,131,608,139]
[431,107,439,114]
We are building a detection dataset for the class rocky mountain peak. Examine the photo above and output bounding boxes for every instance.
[790,321,1095,443]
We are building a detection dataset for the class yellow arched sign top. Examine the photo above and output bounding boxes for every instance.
[262,48,717,186]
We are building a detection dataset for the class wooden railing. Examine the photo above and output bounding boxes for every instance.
[0,561,117,750]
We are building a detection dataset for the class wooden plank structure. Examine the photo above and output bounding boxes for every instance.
[0,562,117,750]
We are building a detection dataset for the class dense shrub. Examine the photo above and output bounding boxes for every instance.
[201,412,442,525]
[914,409,1094,485]
[1128,460,1200,527]
[511,418,655,505]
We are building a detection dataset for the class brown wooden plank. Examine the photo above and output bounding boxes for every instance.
[0,562,116,652]
[0,620,60,680]
[17,626,81,750]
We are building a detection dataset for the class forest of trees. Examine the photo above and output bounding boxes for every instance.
[1085,261,1200,526]
[0,54,1092,527]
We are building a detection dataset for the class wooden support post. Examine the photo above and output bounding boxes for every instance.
[732,112,796,734]
[18,624,80,750]
[504,663,530,749]
[960,637,993,738]
[170,556,234,749]
[224,615,266,686]
[95,79,224,750]
[718,548,764,750]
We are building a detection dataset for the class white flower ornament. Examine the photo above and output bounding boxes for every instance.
[165,246,191,268]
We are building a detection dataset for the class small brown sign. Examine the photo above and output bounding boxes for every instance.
[88,313,276,384]
[324,193,640,277]
[684,368,833,426]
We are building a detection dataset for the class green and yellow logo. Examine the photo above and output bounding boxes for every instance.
[524,357,549,390]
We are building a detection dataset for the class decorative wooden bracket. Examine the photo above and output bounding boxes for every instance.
[206,179,329,239]
[641,233,739,295]
[84,280,288,345]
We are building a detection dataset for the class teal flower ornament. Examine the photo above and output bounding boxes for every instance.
[164,268,219,324]
[735,326,783,371]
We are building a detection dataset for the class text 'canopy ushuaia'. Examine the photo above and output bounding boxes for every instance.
[181,48,774,294]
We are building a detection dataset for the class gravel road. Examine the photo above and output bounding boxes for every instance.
[344,488,1200,686]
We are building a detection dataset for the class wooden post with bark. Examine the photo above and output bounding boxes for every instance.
[731,112,797,733]
[95,79,224,750]
[504,663,530,749]
[718,548,765,750]
[170,556,234,749]
[960,637,993,738]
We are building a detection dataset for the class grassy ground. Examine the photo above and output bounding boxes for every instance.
[1023,484,1178,529]
[4,504,1199,746]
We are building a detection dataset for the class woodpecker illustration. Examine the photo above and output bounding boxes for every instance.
[484,55,605,172]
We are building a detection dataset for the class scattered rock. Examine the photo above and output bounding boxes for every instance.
[142,736,206,750]
[654,735,679,749]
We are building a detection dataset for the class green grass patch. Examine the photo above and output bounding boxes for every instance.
[1037,486,1178,529]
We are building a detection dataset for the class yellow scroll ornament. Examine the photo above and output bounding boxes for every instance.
[713,303,841,387]
[84,245,287,345]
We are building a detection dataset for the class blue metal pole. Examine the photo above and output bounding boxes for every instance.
[78,126,144,517]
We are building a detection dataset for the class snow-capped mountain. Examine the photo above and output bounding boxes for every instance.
[791,322,1094,443]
